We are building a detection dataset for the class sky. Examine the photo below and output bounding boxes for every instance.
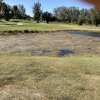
[4,0,94,16]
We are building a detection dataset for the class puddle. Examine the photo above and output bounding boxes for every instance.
[65,31,100,38]
[58,50,74,56]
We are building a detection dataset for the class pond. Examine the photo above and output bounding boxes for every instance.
[65,31,100,38]
[58,50,74,56]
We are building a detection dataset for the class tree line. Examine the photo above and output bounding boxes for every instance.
[33,2,100,26]
[0,0,100,26]
[53,6,100,26]
[0,0,30,21]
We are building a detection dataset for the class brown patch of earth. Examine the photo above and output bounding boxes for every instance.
[0,32,100,56]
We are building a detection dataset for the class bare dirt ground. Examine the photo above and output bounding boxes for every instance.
[0,32,100,56]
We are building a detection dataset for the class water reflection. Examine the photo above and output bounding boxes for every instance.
[58,50,74,56]
[65,31,100,38]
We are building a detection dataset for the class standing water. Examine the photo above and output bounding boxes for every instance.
[65,31,100,38]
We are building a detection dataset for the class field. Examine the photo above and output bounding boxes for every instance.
[0,20,100,32]
[0,55,100,100]
[0,20,100,100]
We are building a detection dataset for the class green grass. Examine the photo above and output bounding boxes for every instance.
[0,55,100,100]
[0,20,100,32]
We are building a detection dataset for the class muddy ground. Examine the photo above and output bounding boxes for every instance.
[0,32,100,56]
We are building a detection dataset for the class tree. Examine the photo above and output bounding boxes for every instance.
[91,9,100,26]
[51,16,57,22]
[53,7,67,22]
[0,0,3,19]
[42,12,52,23]
[0,0,28,20]
[2,2,11,21]
[32,2,42,23]
[78,17,85,25]
[0,0,3,14]
[18,4,26,19]
[68,7,80,23]
[13,5,19,19]
[53,6,80,23]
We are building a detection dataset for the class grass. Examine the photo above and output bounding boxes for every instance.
[0,20,100,32]
[0,55,100,100]
[0,19,100,100]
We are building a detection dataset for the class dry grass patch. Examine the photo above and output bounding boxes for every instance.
[0,32,100,56]
[0,55,100,100]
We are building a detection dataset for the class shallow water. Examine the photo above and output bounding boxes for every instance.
[65,31,100,38]
[58,50,74,56]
